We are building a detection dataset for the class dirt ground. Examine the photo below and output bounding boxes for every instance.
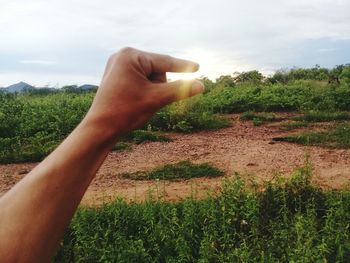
[1,113,350,206]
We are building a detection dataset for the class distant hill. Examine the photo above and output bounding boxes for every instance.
[0,82,98,93]
[78,84,98,90]
[2,82,35,93]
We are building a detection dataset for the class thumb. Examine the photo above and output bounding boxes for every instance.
[156,79,204,105]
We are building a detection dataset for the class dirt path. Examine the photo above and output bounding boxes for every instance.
[1,113,350,206]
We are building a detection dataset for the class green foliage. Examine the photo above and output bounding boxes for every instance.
[112,142,132,152]
[200,80,350,113]
[0,93,229,163]
[240,111,277,126]
[148,98,231,133]
[268,65,333,84]
[273,123,350,148]
[215,75,235,88]
[233,70,264,84]
[294,111,350,122]
[55,168,350,262]
[199,76,215,94]
[279,121,308,131]
[214,71,264,87]
[129,130,173,144]
[339,66,350,86]
[121,161,224,181]
[0,92,94,163]
[1,64,350,163]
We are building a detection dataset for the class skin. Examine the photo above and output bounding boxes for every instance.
[0,47,204,262]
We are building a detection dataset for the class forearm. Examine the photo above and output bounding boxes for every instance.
[0,115,116,262]
[0,47,202,262]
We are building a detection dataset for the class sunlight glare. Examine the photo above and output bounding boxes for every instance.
[167,47,248,81]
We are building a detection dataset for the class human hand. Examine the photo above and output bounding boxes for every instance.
[86,47,204,138]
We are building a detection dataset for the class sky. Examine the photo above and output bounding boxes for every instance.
[0,0,350,87]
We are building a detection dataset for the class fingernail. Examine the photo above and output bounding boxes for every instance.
[193,63,200,71]
[191,81,204,95]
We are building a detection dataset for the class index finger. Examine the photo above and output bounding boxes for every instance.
[146,52,199,73]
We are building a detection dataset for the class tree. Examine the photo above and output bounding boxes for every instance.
[62,85,78,93]
[339,66,350,86]
[198,76,215,93]
[233,70,264,84]
[215,75,235,88]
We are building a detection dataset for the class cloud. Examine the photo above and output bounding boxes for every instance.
[20,60,57,65]
[0,0,349,86]
[315,48,337,53]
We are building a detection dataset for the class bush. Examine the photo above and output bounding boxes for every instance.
[294,111,350,122]
[240,111,277,126]
[130,130,172,144]
[339,66,350,86]
[55,168,350,262]
[273,123,350,148]
[121,161,224,180]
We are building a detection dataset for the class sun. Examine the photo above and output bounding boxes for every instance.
[167,47,236,81]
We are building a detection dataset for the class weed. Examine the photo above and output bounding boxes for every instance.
[240,111,277,126]
[273,123,350,148]
[294,111,350,122]
[112,142,132,152]
[55,166,350,262]
[280,121,309,131]
[130,130,173,144]
[121,161,224,181]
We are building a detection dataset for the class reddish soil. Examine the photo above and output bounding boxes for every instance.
[1,113,350,206]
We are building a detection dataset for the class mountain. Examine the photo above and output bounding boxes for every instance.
[0,82,98,93]
[4,82,35,93]
[78,84,98,90]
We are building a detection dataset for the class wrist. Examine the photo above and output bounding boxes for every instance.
[79,112,120,149]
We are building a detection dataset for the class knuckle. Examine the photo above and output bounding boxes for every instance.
[109,47,136,61]
[118,46,135,55]
[137,53,151,72]
[165,55,174,69]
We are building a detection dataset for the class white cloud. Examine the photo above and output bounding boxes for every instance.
[315,48,337,53]
[0,0,349,86]
[20,60,57,65]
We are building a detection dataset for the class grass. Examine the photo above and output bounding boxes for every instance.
[279,121,309,131]
[273,123,350,148]
[121,161,224,181]
[0,93,229,163]
[294,111,350,122]
[240,111,277,126]
[111,131,172,152]
[1,79,350,163]
[55,165,350,262]
[130,130,173,144]
[149,106,231,133]
[112,142,132,152]
[201,81,350,113]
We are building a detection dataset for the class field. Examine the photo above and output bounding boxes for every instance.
[1,66,350,262]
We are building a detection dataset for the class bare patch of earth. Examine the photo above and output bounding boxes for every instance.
[1,113,350,206]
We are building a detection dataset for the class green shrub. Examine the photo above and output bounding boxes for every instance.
[339,66,350,86]
[201,81,350,113]
[1,76,350,163]
[279,121,308,131]
[112,142,132,152]
[273,123,350,148]
[295,111,350,122]
[121,161,224,180]
[130,130,172,144]
[240,111,277,126]
[55,167,350,262]
[148,99,230,132]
